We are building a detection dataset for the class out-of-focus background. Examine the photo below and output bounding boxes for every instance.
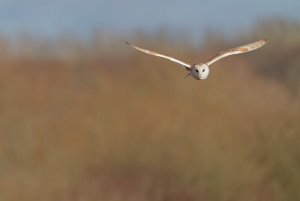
[1,1,300,201]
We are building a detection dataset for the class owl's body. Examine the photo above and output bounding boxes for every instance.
[126,39,267,80]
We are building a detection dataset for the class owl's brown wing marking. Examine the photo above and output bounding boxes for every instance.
[205,39,267,66]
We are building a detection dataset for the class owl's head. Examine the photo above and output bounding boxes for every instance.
[190,63,209,80]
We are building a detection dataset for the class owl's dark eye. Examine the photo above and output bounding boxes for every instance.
[202,69,206,72]
[195,69,199,73]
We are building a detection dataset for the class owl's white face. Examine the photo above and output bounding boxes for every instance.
[191,64,210,80]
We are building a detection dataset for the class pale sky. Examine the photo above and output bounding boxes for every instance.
[0,0,299,38]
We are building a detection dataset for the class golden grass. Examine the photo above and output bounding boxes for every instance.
[0,23,300,201]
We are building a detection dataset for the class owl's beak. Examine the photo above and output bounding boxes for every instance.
[184,72,191,79]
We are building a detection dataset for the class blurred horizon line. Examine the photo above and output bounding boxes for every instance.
[0,17,298,61]
[0,15,298,41]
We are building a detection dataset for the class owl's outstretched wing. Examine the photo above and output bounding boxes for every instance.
[205,39,267,66]
[126,42,191,69]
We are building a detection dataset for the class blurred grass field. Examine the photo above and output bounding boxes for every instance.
[0,19,300,201]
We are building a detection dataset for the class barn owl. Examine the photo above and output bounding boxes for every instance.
[126,39,267,80]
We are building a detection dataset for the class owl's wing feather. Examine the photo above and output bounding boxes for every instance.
[205,39,267,66]
[126,42,191,69]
